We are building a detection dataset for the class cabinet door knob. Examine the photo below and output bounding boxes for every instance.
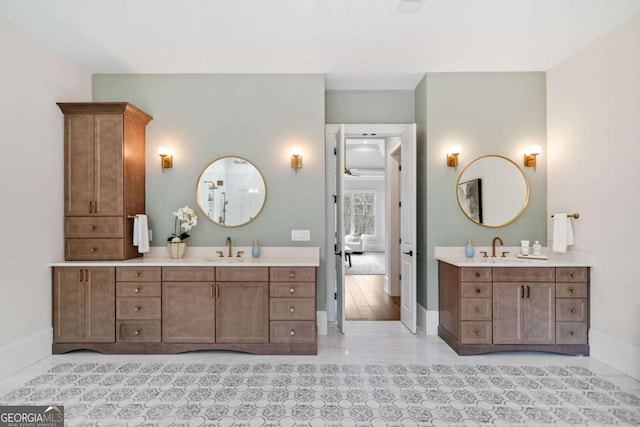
[475,272,480,278]
[289,272,296,278]
[90,247,97,252]
[134,306,141,312]
[136,272,141,277]
[134,330,140,335]
[290,288,295,294]
[570,272,576,278]
[569,288,575,294]
[475,307,480,313]
[134,287,140,293]
[475,330,480,336]
[570,331,575,336]
[290,330,296,336]
[290,307,295,313]
[89,225,95,230]
[570,308,576,314]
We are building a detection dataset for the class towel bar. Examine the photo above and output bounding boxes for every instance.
[551,213,579,219]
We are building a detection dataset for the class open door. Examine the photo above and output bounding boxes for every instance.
[400,124,417,333]
[333,125,346,333]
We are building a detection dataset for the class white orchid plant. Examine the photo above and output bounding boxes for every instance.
[168,205,198,242]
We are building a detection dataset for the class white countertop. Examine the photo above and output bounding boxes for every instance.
[435,245,591,267]
[49,246,320,267]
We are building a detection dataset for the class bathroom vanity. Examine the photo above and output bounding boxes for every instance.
[438,257,590,356]
[50,249,319,355]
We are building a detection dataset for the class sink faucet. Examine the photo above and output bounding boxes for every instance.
[492,236,504,258]
[225,236,233,257]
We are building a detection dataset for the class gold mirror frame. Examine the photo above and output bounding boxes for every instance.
[195,156,267,228]
[455,154,530,228]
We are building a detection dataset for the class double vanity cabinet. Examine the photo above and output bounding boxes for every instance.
[52,261,317,355]
[438,259,590,356]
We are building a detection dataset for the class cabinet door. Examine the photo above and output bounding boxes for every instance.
[93,114,123,215]
[216,282,269,343]
[84,267,116,342]
[53,268,86,343]
[162,282,215,343]
[524,282,555,344]
[493,282,524,344]
[64,114,94,216]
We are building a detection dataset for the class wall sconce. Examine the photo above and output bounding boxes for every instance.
[157,146,173,172]
[446,146,461,170]
[524,145,541,172]
[291,147,302,172]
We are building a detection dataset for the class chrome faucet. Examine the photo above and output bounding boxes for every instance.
[225,236,233,257]
[492,236,504,258]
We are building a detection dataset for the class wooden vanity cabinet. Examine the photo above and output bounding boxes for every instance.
[269,267,317,344]
[116,267,161,343]
[53,267,115,343]
[438,261,589,356]
[58,102,152,261]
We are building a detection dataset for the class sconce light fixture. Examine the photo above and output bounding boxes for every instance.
[157,146,173,172]
[291,147,302,172]
[446,146,461,170]
[524,145,541,172]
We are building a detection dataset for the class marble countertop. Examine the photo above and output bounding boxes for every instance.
[436,255,590,268]
[49,246,320,267]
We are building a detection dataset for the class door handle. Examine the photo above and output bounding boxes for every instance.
[335,251,342,256]
[402,250,413,256]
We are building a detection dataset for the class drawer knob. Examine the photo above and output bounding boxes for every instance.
[570,308,576,314]
[89,225,95,230]
[290,272,296,278]
[569,288,575,294]
[570,331,575,336]
[134,330,140,335]
[290,330,295,336]
[475,288,481,293]
[91,247,97,252]
[136,272,141,277]
[475,307,480,313]
[134,306,141,312]
[290,288,295,294]
[475,330,480,336]
[134,287,140,293]
[475,272,480,278]
[570,272,576,278]
[290,307,295,313]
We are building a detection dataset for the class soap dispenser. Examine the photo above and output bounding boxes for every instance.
[252,240,260,258]
[465,240,475,258]
[532,241,542,256]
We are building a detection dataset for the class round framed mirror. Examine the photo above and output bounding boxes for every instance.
[195,156,267,227]
[456,155,529,227]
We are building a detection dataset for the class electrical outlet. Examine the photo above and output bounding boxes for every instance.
[291,229,311,241]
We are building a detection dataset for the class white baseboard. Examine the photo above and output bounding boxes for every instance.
[416,304,438,336]
[317,311,328,335]
[0,328,52,381]
[590,329,640,381]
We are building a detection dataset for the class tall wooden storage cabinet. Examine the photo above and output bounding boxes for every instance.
[58,103,153,260]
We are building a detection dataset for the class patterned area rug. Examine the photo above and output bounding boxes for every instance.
[346,252,385,275]
[2,362,640,426]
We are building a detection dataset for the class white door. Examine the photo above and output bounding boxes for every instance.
[400,124,417,333]
[334,125,346,333]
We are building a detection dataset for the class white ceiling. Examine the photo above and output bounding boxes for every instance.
[1,0,639,89]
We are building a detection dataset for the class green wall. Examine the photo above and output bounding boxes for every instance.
[326,90,415,124]
[93,74,327,309]
[419,72,547,310]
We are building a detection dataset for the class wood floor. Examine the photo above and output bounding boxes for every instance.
[345,275,400,321]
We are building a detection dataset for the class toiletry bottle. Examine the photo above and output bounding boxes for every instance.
[521,240,530,256]
[252,240,260,258]
[532,241,541,256]
[465,240,474,258]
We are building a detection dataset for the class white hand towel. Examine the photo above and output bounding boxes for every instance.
[133,214,150,254]
[552,213,575,253]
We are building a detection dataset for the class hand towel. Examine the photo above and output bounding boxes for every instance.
[133,214,150,254]
[552,213,575,253]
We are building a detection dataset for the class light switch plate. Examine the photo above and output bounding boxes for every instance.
[291,229,311,241]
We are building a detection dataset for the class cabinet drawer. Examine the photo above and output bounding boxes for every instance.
[162,267,215,282]
[270,298,315,320]
[270,321,316,343]
[493,267,555,282]
[116,282,161,297]
[556,268,588,283]
[461,298,492,321]
[461,282,492,298]
[556,282,587,298]
[460,321,492,344]
[116,267,161,282]
[270,267,315,282]
[556,322,588,344]
[556,299,587,322]
[116,297,161,320]
[216,267,268,282]
[460,268,492,282]
[65,217,123,238]
[66,238,124,260]
[116,320,161,342]
[270,282,315,298]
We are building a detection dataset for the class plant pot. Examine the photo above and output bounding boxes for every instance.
[167,241,187,259]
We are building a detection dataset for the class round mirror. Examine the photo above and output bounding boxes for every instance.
[456,155,529,227]
[196,156,267,227]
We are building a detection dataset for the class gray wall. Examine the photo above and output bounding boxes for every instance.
[93,74,327,309]
[420,72,547,310]
[326,90,415,124]
[414,76,428,306]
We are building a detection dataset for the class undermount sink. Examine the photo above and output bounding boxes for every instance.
[204,257,247,263]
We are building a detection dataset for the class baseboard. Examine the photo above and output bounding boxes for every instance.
[425,310,438,336]
[0,328,52,381]
[590,329,640,381]
[317,311,328,335]
[416,304,438,336]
